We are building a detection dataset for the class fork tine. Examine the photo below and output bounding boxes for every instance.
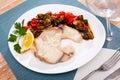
[81,48,120,80]
[104,49,120,65]
[107,53,120,68]
[104,56,120,70]
[103,49,120,70]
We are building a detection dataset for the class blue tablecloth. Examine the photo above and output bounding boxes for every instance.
[0,0,120,80]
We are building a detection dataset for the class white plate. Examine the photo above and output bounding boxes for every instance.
[8,4,106,74]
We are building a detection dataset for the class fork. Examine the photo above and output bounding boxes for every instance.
[82,48,120,80]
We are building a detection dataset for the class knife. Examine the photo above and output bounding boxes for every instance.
[104,68,120,80]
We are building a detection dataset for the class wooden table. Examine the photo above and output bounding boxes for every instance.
[0,53,16,80]
[0,0,25,15]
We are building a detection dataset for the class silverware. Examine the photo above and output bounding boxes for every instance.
[82,48,120,80]
[104,68,120,80]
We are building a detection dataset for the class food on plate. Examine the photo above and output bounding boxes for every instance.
[33,26,78,64]
[8,21,27,53]
[21,29,34,53]
[34,27,63,64]
[24,11,94,40]
[8,11,94,64]
[60,45,75,62]
[60,25,82,43]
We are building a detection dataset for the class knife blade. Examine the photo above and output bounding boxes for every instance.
[104,68,120,80]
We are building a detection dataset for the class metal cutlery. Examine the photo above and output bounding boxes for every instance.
[104,67,120,80]
[82,48,120,80]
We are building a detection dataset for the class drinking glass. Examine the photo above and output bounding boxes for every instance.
[85,0,120,41]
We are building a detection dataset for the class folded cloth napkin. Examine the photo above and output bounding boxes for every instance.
[74,48,120,80]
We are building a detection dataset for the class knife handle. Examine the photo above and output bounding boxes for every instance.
[104,68,120,80]
[82,70,97,80]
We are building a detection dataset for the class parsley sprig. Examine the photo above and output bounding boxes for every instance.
[14,22,26,36]
[14,43,21,53]
[8,34,17,42]
[8,20,26,53]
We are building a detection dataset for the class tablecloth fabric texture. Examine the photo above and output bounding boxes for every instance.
[74,48,120,80]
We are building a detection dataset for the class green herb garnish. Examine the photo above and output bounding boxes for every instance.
[8,34,17,42]
[8,20,26,53]
[14,43,21,53]
[14,22,26,36]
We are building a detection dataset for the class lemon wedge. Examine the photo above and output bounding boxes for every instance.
[21,29,34,53]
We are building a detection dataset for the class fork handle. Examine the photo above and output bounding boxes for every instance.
[81,70,97,80]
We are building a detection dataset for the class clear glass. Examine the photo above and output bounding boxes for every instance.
[85,0,120,41]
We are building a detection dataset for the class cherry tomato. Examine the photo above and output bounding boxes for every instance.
[31,19,38,26]
[65,12,78,24]
[23,26,32,29]
[57,11,65,18]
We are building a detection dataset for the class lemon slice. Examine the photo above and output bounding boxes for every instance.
[21,29,34,53]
